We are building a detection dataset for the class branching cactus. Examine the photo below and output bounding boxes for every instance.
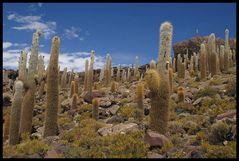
[84,60,89,91]
[92,98,99,120]
[177,86,185,103]
[18,50,27,82]
[135,82,144,123]
[44,36,60,137]
[20,31,41,135]
[200,44,207,79]
[9,80,24,145]
[87,50,95,98]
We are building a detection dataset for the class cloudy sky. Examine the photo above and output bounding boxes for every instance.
[3,3,236,72]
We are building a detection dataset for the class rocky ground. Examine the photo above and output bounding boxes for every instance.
[2,66,236,158]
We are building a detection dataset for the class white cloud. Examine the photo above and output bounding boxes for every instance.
[8,13,56,39]
[3,42,28,50]
[64,26,81,39]
[3,42,12,49]
[3,48,105,72]
[38,3,43,7]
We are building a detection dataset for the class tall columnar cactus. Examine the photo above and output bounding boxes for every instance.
[179,62,185,78]
[74,74,79,95]
[116,64,121,82]
[39,80,45,97]
[111,81,116,93]
[18,50,27,82]
[104,54,112,86]
[145,69,169,134]
[200,44,207,79]
[135,82,144,123]
[168,68,173,94]
[71,94,78,109]
[177,54,181,73]
[70,81,75,98]
[20,31,41,135]
[172,58,176,73]
[150,60,156,69]
[87,50,95,98]
[37,55,45,81]
[177,86,185,102]
[61,67,67,90]
[195,54,199,74]
[134,56,139,81]
[43,36,60,137]
[99,65,105,82]
[127,67,131,82]
[68,69,74,88]
[9,80,24,145]
[229,49,233,67]
[4,113,10,141]
[84,60,89,91]
[121,69,126,82]
[189,55,194,76]
[92,98,99,120]
[219,45,225,71]
[209,33,217,76]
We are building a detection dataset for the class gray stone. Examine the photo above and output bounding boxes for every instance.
[144,129,171,147]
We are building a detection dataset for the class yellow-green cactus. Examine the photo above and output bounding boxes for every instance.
[177,86,185,103]
[84,59,89,91]
[92,98,99,120]
[135,82,144,122]
[200,43,207,79]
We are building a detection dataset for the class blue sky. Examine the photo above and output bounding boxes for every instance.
[3,3,236,71]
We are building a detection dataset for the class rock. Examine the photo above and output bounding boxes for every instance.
[170,93,178,101]
[112,123,139,134]
[99,97,112,108]
[82,90,103,103]
[210,104,217,109]
[178,112,190,118]
[60,98,72,112]
[44,149,60,158]
[183,146,203,158]
[147,152,164,158]
[215,94,221,100]
[105,115,125,124]
[3,93,12,106]
[43,136,59,145]
[144,129,171,147]
[25,153,42,158]
[192,98,202,106]
[108,105,120,115]
[216,110,236,120]
[98,124,113,136]
[31,132,42,139]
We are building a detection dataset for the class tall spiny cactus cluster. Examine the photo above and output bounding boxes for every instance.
[61,67,68,90]
[74,74,79,95]
[145,21,172,134]
[37,55,45,81]
[20,31,41,135]
[44,36,60,137]
[134,56,139,81]
[84,60,89,91]
[200,43,207,80]
[116,64,121,82]
[18,50,27,82]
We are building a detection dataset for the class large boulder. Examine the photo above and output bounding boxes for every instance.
[144,129,171,148]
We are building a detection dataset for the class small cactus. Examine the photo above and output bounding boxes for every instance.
[177,86,185,102]
[92,98,99,120]
[135,82,144,122]
[71,94,78,109]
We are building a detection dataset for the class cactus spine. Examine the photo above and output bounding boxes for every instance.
[84,60,89,91]
[92,98,99,120]
[9,81,24,145]
[177,87,185,102]
[20,31,41,135]
[43,36,60,137]
[200,44,207,79]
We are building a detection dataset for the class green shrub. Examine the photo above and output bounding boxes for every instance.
[225,78,236,97]
[194,87,217,99]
